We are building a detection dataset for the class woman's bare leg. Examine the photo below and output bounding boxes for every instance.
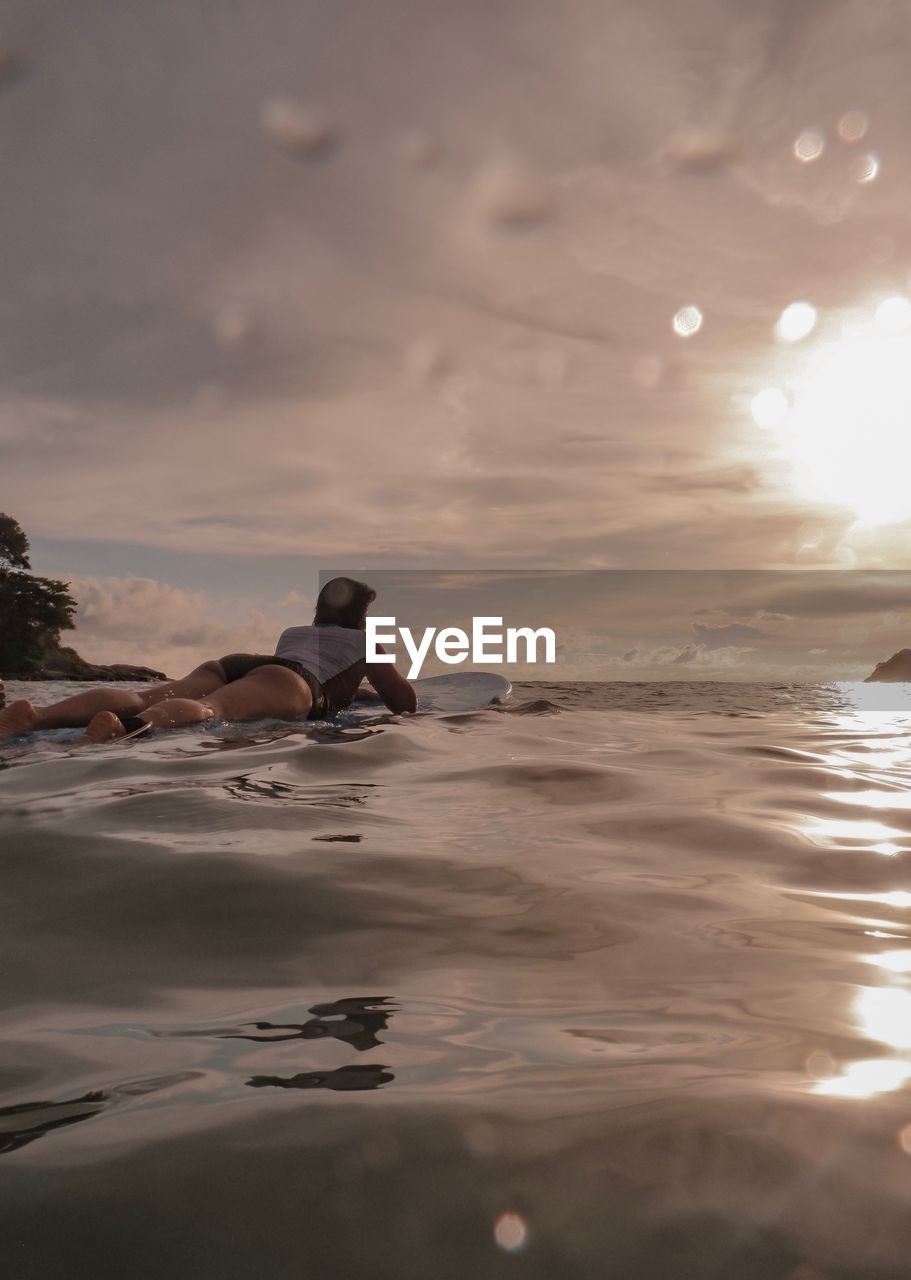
[134,663,228,706]
[81,665,313,743]
[0,662,228,738]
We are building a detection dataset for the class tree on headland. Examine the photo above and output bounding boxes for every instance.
[0,513,29,571]
[0,513,76,672]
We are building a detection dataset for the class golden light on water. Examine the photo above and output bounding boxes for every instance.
[824,788,911,811]
[868,950,911,974]
[798,889,911,909]
[813,989,911,1098]
[813,783,905,855]
[856,986,911,1050]
[798,816,906,856]
[870,892,911,909]
[814,1058,911,1098]
[805,818,905,841]
[776,302,817,344]
[718,682,911,1104]
[672,305,702,337]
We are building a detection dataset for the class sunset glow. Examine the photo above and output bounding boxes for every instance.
[6,4,911,1275]
[754,302,911,525]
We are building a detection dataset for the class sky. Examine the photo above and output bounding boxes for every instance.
[334,569,911,682]
[3,0,911,675]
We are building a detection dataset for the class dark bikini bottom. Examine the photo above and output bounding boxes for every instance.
[215,653,328,720]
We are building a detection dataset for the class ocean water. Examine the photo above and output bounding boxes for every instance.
[5,679,911,1277]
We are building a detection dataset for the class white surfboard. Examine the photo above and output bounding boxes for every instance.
[409,671,511,713]
[13,671,512,744]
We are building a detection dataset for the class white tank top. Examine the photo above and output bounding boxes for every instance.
[274,625,366,683]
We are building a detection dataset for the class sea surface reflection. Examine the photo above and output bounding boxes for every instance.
[4,680,911,1276]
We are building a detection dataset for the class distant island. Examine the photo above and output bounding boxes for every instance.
[0,513,167,699]
[865,650,911,682]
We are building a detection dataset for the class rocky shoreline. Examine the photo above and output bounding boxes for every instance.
[0,640,167,689]
[864,649,911,682]
[1,663,167,682]
[0,661,168,708]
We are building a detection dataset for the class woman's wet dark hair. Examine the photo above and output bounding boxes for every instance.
[313,577,377,629]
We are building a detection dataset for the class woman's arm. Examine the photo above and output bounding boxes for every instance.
[365,661,417,714]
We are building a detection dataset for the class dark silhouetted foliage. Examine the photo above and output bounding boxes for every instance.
[0,512,31,572]
[0,514,76,672]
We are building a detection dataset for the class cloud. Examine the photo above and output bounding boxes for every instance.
[4,0,911,584]
[277,589,313,608]
[671,644,699,665]
[659,130,740,176]
[68,576,276,675]
[757,582,911,619]
[692,621,767,649]
[622,642,751,670]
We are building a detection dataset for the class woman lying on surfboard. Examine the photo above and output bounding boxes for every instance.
[0,577,417,743]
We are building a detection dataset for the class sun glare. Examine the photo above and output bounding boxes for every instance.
[875,295,911,335]
[776,301,817,343]
[755,299,911,525]
[751,387,788,428]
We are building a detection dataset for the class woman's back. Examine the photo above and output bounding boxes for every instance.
[274,624,366,685]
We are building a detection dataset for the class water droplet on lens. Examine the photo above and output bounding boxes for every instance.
[851,152,879,183]
[470,156,556,233]
[213,303,251,350]
[837,110,869,143]
[260,98,338,161]
[494,1212,528,1252]
[661,130,737,174]
[794,130,825,163]
[875,295,911,335]
[462,1117,497,1157]
[776,302,817,343]
[672,305,703,337]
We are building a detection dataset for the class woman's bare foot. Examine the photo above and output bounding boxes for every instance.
[80,710,158,744]
[80,711,129,744]
[0,699,38,739]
